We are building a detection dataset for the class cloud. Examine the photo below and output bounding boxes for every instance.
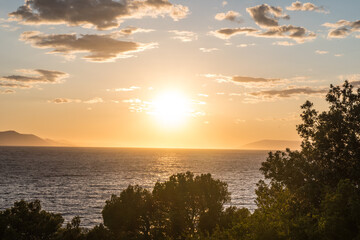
[334,53,343,57]
[50,98,81,104]
[256,25,316,43]
[2,69,68,83]
[210,25,315,43]
[286,1,326,13]
[215,11,242,23]
[123,98,151,112]
[115,27,154,36]
[199,48,218,53]
[0,69,68,90]
[202,74,284,88]
[0,82,31,88]
[237,43,256,48]
[49,97,103,104]
[248,87,328,99]
[315,50,328,55]
[232,76,281,83]
[10,0,189,30]
[107,86,140,92]
[272,41,296,46]
[246,4,289,28]
[323,20,360,38]
[338,74,360,86]
[0,24,19,31]
[169,30,198,42]
[209,27,258,39]
[0,89,15,94]
[20,31,157,62]
[83,97,104,104]
[211,4,315,44]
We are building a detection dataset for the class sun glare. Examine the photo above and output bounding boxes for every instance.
[151,91,192,127]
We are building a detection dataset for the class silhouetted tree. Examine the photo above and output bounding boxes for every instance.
[85,224,114,240]
[56,216,86,240]
[0,200,64,240]
[102,185,156,240]
[153,172,230,239]
[255,81,360,239]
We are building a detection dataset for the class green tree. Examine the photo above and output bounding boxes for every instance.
[256,81,360,239]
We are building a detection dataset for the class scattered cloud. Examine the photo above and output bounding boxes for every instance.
[334,54,343,57]
[198,93,209,97]
[246,4,289,28]
[244,87,327,103]
[286,1,327,13]
[83,97,104,104]
[237,43,256,48]
[202,74,284,88]
[209,4,316,43]
[211,25,315,43]
[256,25,316,43]
[2,69,68,83]
[10,0,189,30]
[323,20,360,38]
[169,30,198,42]
[222,1,228,7]
[338,74,360,86]
[209,27,258,39]
[50,98,81,104]
[199,47,218,53]
[0,89,15,94]
[115,27,155,36]
[255,113,300,122]
[0,69,68,90]
[49,97,103,104]
[215,11,242,23]
[0,82,31,88]
[20,31,157,62]
[123,98,152,113]
[232,76,281,83]
[315,50,328,55]
[107,86,141,92]
[0,24,19,31]
[272,41,296,46]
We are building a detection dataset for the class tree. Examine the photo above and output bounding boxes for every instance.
[152,172,230,239]
[256,81,360,239]
[85,224,114,240]
[102,185,156,240]
[0,200,64,240]
[56,216,86,240]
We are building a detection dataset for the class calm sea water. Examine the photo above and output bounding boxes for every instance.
[0,147,268,227]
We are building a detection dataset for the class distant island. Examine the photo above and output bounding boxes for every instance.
[242,139,301,150]
[0,130,68,146]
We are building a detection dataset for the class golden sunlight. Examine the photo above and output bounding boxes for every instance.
[150,91,192,127]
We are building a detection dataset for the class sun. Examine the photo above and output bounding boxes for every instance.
[150,91,192,127]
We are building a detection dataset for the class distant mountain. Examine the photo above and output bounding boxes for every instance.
[0,130,67,146]
[242,139,301,150]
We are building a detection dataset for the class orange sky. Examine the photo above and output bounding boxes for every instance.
[0,0,359,148]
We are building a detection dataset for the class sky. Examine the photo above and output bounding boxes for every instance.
[0,0,359,148]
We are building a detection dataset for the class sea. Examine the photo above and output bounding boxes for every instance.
[0,146,269,227]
